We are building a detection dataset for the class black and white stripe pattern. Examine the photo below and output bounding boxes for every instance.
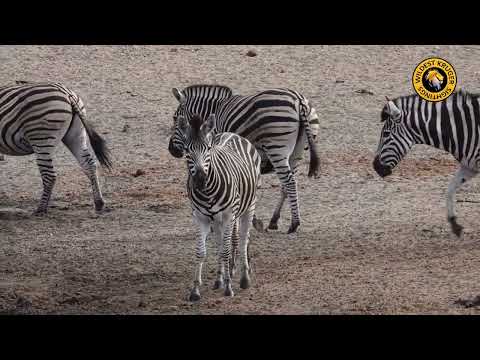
[178,114,261,301]
[373,90,480,236]
[0,81,112,214]
[168,85,320,234]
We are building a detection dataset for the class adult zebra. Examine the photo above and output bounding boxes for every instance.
[373,90,480,236]
[0,81,112,214]
[179,113,261,301]
[168,85,320,234]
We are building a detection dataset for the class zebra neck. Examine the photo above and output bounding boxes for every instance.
[405,94,480,160]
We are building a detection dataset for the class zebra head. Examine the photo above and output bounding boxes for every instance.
[168,88,192,158]
[177,113,216,189]
[373,98,414,178]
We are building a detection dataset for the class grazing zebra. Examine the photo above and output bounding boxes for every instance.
[373,90,480,236]
[0,81,112,214]
[179,113,261,301]
[168,85,320,234]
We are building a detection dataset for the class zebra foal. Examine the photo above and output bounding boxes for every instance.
[178,113,261,301]
[0,81,112,214]
[373,90,480,236]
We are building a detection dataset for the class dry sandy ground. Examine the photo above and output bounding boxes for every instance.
[1,45,480,314]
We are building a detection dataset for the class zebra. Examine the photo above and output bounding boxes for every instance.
[373,90,480,236]
[178,113,261,301]
[168,85,320,234]
[0,81,112,214]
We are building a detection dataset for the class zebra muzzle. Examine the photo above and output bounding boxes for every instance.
[373,156,392,178]
[193,171,206,188]
[168,139,184,158]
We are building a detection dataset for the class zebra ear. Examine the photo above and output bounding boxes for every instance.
[172,88,186,104]
[201,114,216,138]
[386,100,402,121]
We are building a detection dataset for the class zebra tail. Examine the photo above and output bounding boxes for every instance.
[71,99,113,171]
[300,99,320,178]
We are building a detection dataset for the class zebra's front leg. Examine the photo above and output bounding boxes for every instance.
[212,221,225,290]
[33,150,57,215]
[189,213,210,302]
[220,215,235,297]
[447,166,477,237]
[239,207,254,289]
[229,219,239,279]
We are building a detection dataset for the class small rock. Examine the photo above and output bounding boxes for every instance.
[138,301,146,308]
[122,124,130,133]
[279,69,285,73]
[246,50,257,57]
[335,80,345,83]
[170,48,178,53]
[355,89,375,95]
[133,169,146,177]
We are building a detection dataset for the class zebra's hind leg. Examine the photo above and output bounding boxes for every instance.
[62,116,106,213]
[33,148,57,215]
[268,188,287,230]
[268,158,301,233]
[447,166,478,237]
[239,206,255,290]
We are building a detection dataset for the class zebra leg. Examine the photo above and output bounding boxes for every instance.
[189,212,210,302]
[33,149,57,215]
[220,215,235,297]
[239,207,254,289]
[229,219,239,279]
[212,221,226,290]
[62,115,106,212]
[268,157,301,233]
[268,188,287,230]
[447,166,478,237]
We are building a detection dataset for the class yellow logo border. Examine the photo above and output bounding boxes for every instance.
[412,57,457,102]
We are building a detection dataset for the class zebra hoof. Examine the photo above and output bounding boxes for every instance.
[189,288,201,302]
[96,206,113,215]
[33,209,47,216]
[267,222,278,230]
[94,200,105,212]
[213,280,224,290]
[449,217,463,237]
[224,285,234,297]
[287,221,300,234]
[240,275,251,289]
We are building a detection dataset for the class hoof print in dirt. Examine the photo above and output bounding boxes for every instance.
[246,50,257,57]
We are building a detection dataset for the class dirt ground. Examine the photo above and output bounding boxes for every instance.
[1,45,480,314]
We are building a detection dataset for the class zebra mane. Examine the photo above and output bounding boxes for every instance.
[182,84,233,98]
[381,89,480,122]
